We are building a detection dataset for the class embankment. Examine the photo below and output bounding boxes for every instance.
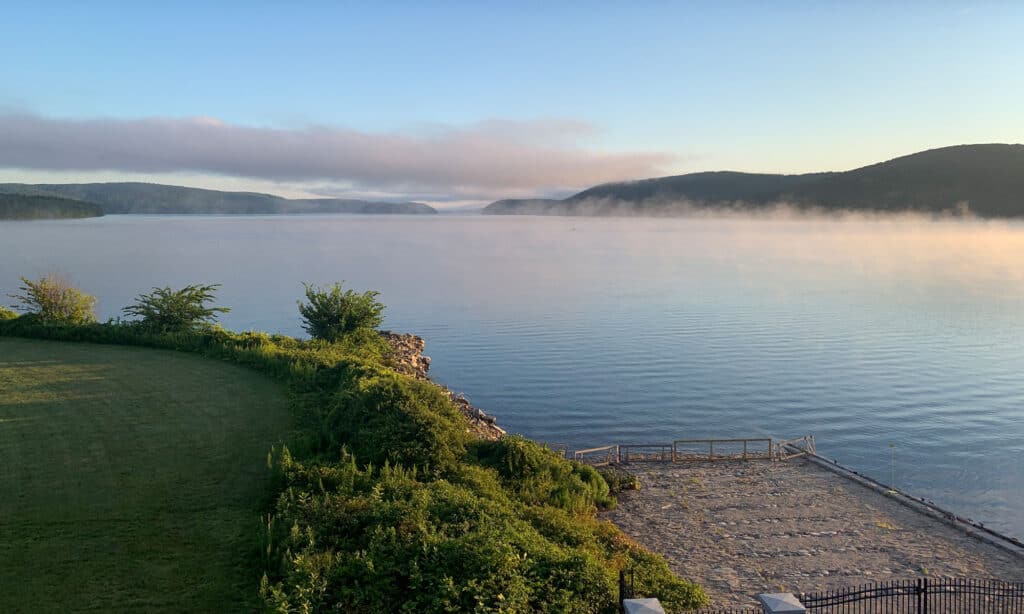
[0,316,706,612]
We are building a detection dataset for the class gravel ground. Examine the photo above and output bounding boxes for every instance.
[603,459,1024,609]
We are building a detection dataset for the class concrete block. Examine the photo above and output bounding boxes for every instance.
[758,592,806,613]
[623,597,666,614]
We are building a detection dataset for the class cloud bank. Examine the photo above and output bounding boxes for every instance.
[0,113,673,200]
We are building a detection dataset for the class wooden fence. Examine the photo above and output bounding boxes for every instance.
[774,434,815,460]
[673,438,773,461]
[573,435,816,466]
[573,444,619,466]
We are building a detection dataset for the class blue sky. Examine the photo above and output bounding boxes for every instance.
[1,1,1022,204]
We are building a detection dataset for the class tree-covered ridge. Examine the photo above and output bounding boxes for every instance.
[0,182,437,215]
[0,279,706,612]
[0,193,104,220]
[483,144,1024,218]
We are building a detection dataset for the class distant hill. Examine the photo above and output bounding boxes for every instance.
[481,199,564,215]
[0,182,437,215]
[0,194,104,220]
[483,144,1024,217]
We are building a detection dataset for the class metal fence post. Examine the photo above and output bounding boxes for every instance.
[618,569,626,614]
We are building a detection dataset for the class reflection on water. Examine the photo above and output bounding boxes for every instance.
[3,214,1024,536]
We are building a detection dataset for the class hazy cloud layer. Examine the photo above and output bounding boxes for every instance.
[0,113,672,199]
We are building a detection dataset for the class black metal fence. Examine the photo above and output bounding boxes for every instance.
[799,577,1024,613]
[622,577,1024,613]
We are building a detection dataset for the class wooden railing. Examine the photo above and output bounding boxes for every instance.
[673,438,773,461]
[774,434,815,460]
[619,443,673,463]
[571,435,816,465]
[573,445,619,466]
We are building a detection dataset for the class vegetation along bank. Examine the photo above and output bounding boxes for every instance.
[0,275,706,612]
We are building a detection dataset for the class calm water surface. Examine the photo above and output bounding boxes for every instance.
[3,214,1024,537]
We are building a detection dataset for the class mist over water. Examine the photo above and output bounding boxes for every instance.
[3,214,1024,537]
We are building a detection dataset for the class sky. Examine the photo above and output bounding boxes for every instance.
[1,1,1022,206]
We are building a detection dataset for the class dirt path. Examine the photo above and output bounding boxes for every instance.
[603,459,1024,609]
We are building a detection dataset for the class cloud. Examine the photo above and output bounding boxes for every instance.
[0,113,673,200]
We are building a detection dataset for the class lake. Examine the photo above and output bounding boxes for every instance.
[3,213,1024,538]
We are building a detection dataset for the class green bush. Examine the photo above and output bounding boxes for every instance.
[0,306,17,321]
[8,274,96,325]
[261,455,621,613]
[322,372,471,472]
[598,466,641,494]
[469,436,614,513]
[298,282,384,341]
[122,283,230,332]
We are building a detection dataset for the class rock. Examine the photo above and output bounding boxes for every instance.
[380,331,431,379]
[380,330,506,441]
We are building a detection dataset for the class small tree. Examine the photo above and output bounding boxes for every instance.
[10,274,97,325]
[123,284,230,332]
[298,282,384,342]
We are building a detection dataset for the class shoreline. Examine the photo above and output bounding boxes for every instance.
[382,331,506,440]
[603,458,1024,608]
[387,332,1024,607]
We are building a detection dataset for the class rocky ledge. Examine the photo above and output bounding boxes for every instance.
[381,331,506,441]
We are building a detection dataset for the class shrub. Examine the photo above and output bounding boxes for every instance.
[298,282,384,341]
[262,457,619,613]
[122,284,230,332]
[9,274,96,325]
[320,373,470,472]
[0,306,17,321]
[597,466,641,494]
[469,436,614,513]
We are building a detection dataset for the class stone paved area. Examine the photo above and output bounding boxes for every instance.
[603,459,1024,609]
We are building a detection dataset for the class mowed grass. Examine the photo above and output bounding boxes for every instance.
[0,338,291,613]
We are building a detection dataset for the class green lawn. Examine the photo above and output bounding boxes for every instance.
[0,338,291,613]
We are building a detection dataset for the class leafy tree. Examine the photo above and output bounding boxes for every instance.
[9,274,97,325]
[123,284,230,332]
[0,306,18,321]
[297,282,384,341]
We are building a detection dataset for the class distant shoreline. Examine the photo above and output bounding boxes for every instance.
[0,181,438,215]
[484,144,1024,218]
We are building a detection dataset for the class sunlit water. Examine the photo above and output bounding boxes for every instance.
[3,214,1024,537]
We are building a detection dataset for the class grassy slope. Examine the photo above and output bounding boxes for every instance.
[0,338,290,613]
